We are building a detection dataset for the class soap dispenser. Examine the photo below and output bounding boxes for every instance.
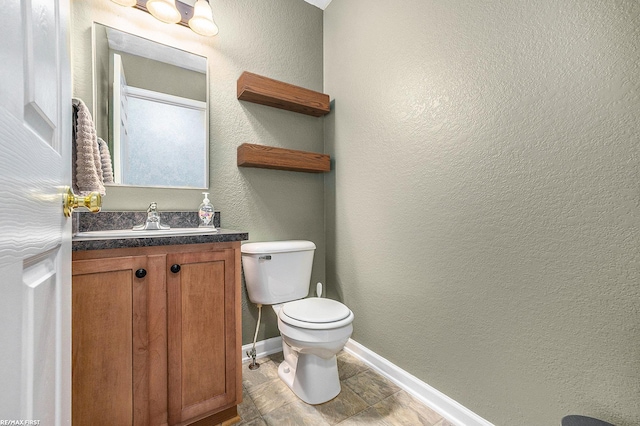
[198,192,215,228]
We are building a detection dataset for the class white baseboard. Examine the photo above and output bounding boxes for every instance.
[344,339,494,426]
[241,336,283,362]
[242,336,492,426]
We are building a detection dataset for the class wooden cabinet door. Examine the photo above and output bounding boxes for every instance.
[166,249,237,425]
[72,255,165,426]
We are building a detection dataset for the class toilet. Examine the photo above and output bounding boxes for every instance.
[241,240,354,405]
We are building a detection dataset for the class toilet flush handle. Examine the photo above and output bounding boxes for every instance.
[259,255,271,260]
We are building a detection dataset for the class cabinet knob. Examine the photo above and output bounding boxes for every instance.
[135,269,147,279]
[170,264,181,274]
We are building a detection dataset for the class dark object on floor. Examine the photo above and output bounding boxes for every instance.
[562,415,615,426]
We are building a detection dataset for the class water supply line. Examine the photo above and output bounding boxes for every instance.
[246,303,262,370]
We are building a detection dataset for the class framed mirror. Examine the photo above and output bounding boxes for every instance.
[93,23,209,189]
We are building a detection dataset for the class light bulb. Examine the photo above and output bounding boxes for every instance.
[146,0,181,24]
[189,0,219,37]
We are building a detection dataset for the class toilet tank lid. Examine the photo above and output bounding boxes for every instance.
[241,240,316,254]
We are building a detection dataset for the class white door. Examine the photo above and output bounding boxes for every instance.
[0,0,72,424]
[112,52,128,184]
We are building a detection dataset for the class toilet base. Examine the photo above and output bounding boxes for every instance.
[278,352,341,405]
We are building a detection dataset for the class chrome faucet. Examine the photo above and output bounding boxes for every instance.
[133,202,170,231]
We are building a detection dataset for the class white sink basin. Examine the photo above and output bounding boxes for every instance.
[74,227,219,240]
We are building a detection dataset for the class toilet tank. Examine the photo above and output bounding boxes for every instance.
[241,240,316,305]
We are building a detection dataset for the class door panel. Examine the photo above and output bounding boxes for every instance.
[112,53,128,183]
[181,260,226,406]
[72,269,133,425]
[23,0,59,145]
[22,250,59,425]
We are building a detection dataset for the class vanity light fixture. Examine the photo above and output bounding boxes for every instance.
[110,0,219,37]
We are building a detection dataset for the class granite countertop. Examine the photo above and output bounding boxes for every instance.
[72,228,249,251]
[72,211,248,251]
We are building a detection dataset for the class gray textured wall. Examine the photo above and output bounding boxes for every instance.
[71,0,325,344]
[114,51,206,101]
[324,0,639,425]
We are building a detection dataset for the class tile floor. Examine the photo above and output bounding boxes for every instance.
[237,351,455,426]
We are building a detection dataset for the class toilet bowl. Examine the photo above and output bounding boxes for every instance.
[275,298,354,404]
[241,240,354,404]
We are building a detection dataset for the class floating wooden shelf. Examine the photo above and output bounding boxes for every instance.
[237,143,330,173]
[237,71,330,117]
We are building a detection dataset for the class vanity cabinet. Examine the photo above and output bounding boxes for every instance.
[72,242,242,426]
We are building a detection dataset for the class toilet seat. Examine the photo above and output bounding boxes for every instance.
[279,298,354,330]
[283,298,350,322]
